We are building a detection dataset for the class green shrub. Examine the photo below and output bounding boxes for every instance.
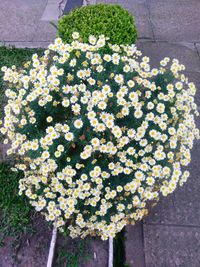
[58,4,137,45]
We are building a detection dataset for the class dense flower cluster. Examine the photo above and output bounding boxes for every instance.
[1,33,199,240]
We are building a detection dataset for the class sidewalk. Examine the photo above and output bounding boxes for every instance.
[0,0,60,48]
[96,0,200,266]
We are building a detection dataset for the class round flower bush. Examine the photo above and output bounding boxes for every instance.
[1,33,199,240]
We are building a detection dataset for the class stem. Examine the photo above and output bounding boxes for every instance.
[47,227,58,267]
[108,237,114,267]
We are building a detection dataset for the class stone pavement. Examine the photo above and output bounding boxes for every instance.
[96,0,200,266]
[0,0,65,48]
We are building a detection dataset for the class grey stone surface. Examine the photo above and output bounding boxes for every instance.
[137,41,200,72]
[125,223,145,267]
[41,3,60,21]
[145,142,200,226]
[0,0,57,47]
[144,224,200,267]
[41,0,67,21]
[32,21,57,42]
[148,0,200,42]
[0,24,37,42]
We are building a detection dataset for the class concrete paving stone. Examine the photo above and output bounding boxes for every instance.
[0,23,39,42]
[32,21,57,42]
[41,0,67,20]
[0,0,47,25]
[97,0,154,39]
[41,3,60,21]
[143,224,200,267]
[134,18,153,40]
[0,0,47,42]
[125,223,146,267]
[148,0,200,42]
[0,0,47,27]
[144,143,200,226]
[137,41,200,72]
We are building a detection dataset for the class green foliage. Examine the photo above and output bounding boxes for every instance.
[55,239,89,267]
[58,4,137,45]
[0,163,33,244]
[0,46,43,87]
[0,46,43,119]
[114,228,126,267]
[0,46,44,244]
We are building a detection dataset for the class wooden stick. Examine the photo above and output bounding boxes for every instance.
[108,237,113,267]
[47,226,58,267]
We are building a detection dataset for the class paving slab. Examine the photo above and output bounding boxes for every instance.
[145,141,200,227]
[32,21,57,42]
[148,0,200,42]
[143,224,200,267]
[0,0,57,47]
[125,223,145,267]
[0,0,46,41]
[41,0,67,21]
[0,23,39,42]
[137,41,200,72]
[97,0,154,39]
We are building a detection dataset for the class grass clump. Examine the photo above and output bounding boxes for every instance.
[0,163,33,244]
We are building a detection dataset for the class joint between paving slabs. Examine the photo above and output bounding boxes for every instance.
[144,0,156,42]
[58,0,65,17]
[143,222,200,229]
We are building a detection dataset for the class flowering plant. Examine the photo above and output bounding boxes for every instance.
[1,33,199,240]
